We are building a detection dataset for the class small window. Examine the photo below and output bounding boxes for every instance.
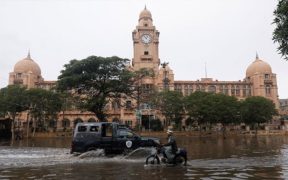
[265,85,271,96]
[90,126,99,132]
[144,51,149,55]
[126,101,132,109]
[16,73,22,78]
[144,23,148,27]
[78,126,87,132]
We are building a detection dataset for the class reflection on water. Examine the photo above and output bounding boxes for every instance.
[1,135,288,179]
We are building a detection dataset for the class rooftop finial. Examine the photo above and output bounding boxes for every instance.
[27,49,31,59]
[145,5,147,10]
[256,51,259,60]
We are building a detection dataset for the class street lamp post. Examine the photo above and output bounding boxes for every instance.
[161,62,169,91]
[148,106,151,132]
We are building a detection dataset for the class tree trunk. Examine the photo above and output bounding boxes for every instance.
[10,113,17,141]
[26,112,30,138]
[222,125,227,139]
[32,118,36,137]
[11,118,15,141]
[255,123,258,136]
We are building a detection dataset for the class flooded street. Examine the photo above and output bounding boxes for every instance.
[1,135,288,179]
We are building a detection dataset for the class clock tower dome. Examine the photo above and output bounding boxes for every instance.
[132,6,160,73]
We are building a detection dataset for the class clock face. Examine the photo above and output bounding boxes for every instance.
[141,34,152,44]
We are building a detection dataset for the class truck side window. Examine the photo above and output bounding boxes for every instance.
[118,130,133,138]
[106,125,113,136]
[90,126,99,132]
[102,124,113,137]
[78,126,87,132]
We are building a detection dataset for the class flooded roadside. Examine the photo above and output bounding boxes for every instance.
[1,135,288,179]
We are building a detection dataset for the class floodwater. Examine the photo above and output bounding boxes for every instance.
[1,135,288,179]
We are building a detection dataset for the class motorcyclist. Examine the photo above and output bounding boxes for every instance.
[162,129,178,163]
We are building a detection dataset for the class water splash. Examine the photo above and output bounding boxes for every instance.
[78,149,105,159]
[123,147,155,160]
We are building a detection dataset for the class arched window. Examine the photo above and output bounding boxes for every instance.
[219,85,223,94]
[126,100,132,109]
[112,117,120,122]
[243,85,251,97]
[243,85,247,97]
[265,85,271,96]
[247,86,251,96]
[49,119,57,128]
[231,85,236,96]
[184,85,189,96]
[175,84,182,93]
[88,118,96,122]
[195,85,200,91]
[224,85,229,95]
[62,118,70,128]
[236,85,240,96]
[188,85,193,95]
[74,118,83,126]
[208,85,216,93]
[200,85,205,92]
[112,99,121,110]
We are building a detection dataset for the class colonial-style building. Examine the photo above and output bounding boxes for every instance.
[8,7,279,131]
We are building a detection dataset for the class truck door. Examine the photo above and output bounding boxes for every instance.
[101,123,113,150]
[115,129,138,151]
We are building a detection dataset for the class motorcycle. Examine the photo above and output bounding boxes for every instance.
[145,143,187,166]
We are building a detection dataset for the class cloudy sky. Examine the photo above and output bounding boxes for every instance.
[0,0,287,98]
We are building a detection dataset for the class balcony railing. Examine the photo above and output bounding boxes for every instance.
[264,79,273,84]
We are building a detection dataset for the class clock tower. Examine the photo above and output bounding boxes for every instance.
[132,6,160,73]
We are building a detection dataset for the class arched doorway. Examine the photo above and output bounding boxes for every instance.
[88,118,97,122]
[74,118,83,126]
[49,119,57,132]
[62,118,70,131]
[112,117,120,123]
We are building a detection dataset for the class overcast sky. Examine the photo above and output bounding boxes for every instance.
[0,0,287,98]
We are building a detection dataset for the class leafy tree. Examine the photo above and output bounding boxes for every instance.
[26,88,62,134]
[57,56,134,121]
[273,0,288,60]
[0,85,28,139]
[184,92,240,133]
[153,91,184,130]
[206,93,240,137]
[209,94,240,126]
[240,96,277,131]
[184,91,210,129]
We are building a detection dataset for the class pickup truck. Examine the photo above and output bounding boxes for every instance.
[70,122,159,155]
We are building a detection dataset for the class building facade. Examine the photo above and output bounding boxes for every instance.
[8,7,279,131]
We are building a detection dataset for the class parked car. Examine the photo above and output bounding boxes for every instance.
[70,122,159,155]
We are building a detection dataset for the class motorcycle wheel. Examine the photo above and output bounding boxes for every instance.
[145,155,160,165]
[174,155,187,166]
